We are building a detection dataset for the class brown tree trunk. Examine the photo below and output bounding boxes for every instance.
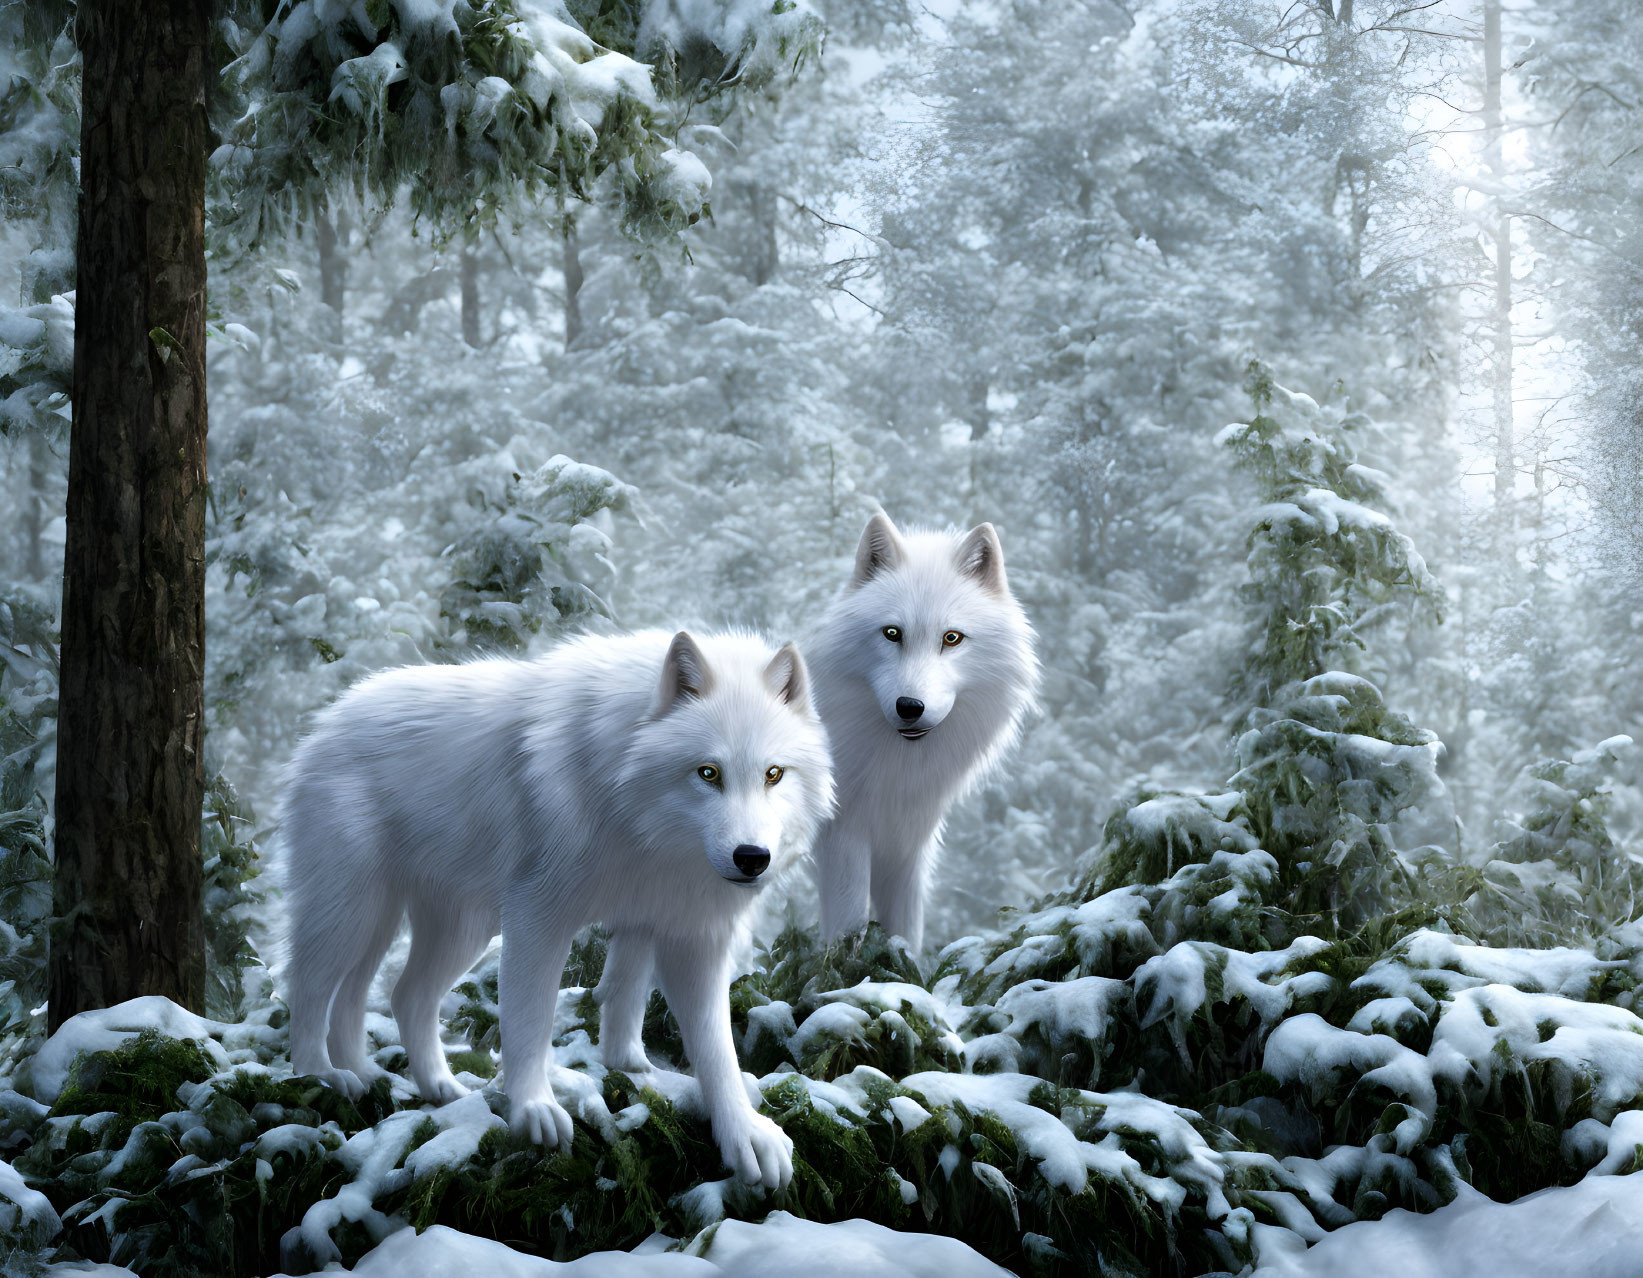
[52,0,210,1029]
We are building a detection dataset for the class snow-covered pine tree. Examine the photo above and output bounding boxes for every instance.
[1083,364,1447,940]
[1219,364,1446,934]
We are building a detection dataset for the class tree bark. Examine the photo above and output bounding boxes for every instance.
[52,0,210,1029]
[460,247,481,349]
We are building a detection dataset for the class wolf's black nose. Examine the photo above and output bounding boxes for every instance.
[733,845,770,877]
[896,697,925,721]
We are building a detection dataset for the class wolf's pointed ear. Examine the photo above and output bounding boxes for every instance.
[956,523,1008,595]
[655,631,714,714]
[763,642,811,714]
[851,512,905,587]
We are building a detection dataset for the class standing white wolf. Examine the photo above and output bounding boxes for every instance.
[808,514,1038,952]
[280,630,832,1189]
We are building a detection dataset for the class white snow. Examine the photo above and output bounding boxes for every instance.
[263,1212,1013,1277]
[1251,1172,1643,1278]
[0,1155,60,1244]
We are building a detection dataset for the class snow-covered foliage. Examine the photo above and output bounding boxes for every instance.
[0,586,55,1080]
[210,0,810,246]
[1450,736,1643,949]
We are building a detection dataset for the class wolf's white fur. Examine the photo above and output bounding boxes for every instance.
[280,630,832,1189]
[807,514,1038,952]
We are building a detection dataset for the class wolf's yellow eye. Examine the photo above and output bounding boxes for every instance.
[697,764,721,785]
[765,765,785,786]
[882,626,902,643]
[943,630,965,648]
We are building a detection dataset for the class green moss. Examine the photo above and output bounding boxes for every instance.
[50,1031,217,1125]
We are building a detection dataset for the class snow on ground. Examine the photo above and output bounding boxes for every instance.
[1250,1172,1643,1278]
[29,1212,1014,1278]
[272,1214,1014,1277]
[36,1211,1018,1278]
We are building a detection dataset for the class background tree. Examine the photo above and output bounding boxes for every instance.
[51,0,215,1024]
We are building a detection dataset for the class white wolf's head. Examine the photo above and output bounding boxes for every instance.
[821,514,1039,754]
[624,632,834,889]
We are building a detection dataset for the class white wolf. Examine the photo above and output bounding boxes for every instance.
[280,630,832,1189]
[807,514,1038,952]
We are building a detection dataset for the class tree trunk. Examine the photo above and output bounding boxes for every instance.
[1484,0,1513,538]
[52,0,210,1029]
[745,181,778,286]
[316,208,345,337]
[22,431,46,580]
[965,373,990,441]
[460,248,481,349]
[562,221,584,350]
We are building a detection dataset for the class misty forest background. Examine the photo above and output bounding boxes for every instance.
[3,0,1643,1275]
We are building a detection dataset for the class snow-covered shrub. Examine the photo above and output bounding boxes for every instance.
[8,982,1270,1277]
[0,292,73,440]
[437,455,634,653]
[736,924,965,1081]
[1450,736,1643,948]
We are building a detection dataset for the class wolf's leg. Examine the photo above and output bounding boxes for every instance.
[393,901,494,1105]
[325,899,402,1081]
[287,892,373,1099]
[594,930,655,1074]
[499,900,577,1147]
[871,846,929,954]
[656,933,793,1191]
[815,827,872,942]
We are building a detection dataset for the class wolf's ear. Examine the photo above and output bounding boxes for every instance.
[956,523,1008,595]
[763,642,811,714]
[655,631,714,714]
[851,512,905,587]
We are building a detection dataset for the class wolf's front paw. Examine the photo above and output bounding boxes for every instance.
[302,1067,367,1100]
[419,1072,469,1105]
[513,1096,574,1148]
[717,1110,793,1190]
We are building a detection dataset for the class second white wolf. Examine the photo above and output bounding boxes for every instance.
[592,515,1034,1109]
[281,630,833,1189]
[809,514,1038,951]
